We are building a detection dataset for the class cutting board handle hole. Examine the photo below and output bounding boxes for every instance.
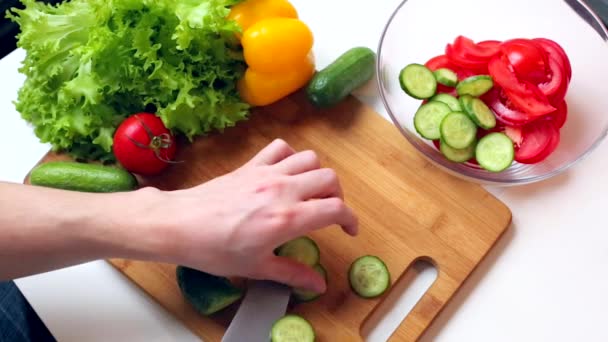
[361,259,437,342]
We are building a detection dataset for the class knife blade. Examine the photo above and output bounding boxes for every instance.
[221,280,291,342]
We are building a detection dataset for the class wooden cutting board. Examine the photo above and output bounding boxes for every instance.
[28,90,511,341]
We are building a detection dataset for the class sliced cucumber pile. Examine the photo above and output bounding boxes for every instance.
[348,255,391,298]
[271,315,315,342]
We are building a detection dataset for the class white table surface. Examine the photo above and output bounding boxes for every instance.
[2,0,608,341]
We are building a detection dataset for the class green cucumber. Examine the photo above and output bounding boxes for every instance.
[433,68,459,87]
[176,266,243,316]
[430,93,462,112]
[29,161,138,193]
[475,133,514,172]
[276,237,320,267]
[348,255,390,298]
[307,47,376,108]
[399,63,437,99]
[460,95,496,129]
[413,101,452,140]
[440,139,476,163]
[456,75,494,97]
[271,315,315,342]
[440,112,478,149]
[293,264,327,302]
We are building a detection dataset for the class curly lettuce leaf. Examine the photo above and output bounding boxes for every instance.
[7,0,248,161]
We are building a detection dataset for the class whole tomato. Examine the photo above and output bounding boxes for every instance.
[113,113,177,176]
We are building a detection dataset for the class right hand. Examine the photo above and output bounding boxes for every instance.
[144,139,358,293]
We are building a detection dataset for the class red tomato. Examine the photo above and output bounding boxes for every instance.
[446,44,488,72]
[504,81,555,117]
[534,38,572,82]
[425,55,454,71]
[545,100,568,128]
[500,39,548,83]
[425,54,478,82]
[454,36,500,60]
[504,125,523,146]
[538,55,567,105]
[488,55,528,95]
[514,120,559,163]
[483,88,533,126]
[113,113,177,176]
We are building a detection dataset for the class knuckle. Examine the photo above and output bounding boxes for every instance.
[256,177,286,195]
[270,206,296,229]
[325,197,346,213]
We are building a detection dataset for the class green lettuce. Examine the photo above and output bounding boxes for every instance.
[8,0,248,161]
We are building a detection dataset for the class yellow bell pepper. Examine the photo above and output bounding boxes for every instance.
[228,0,298,33]
[230,0,316,107]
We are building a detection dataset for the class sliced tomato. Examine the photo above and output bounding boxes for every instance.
[538,55,567,105]
[425,54,479,81]
[483,88,533,126]
[504,125,523,146]
[432,139,441,150]
[425,55,455,71]
[478,40,501,49]
[454,36,500,60]
[504,81,555,117]
[500,38,548,83]
[534,38,572,82]
[515,120,559,163]
[545,100,568,128]
[488,55,528,95]
[446,44,488,72]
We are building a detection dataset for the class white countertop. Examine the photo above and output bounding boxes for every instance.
[3,1,608,341]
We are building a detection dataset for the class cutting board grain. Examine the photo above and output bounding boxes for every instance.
[28,90,511,341]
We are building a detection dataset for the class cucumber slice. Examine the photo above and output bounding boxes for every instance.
[433,68,458,87]
[348,255,390,298]
[456,75,494,97]
[460,95,496,129]
[440,112,478,149]
[475,133,514,172]
[176,266,243,316]
[276,237,320,267]
[271,315,315,342]
[413,101,452,140]
[440,139,476,163]
[399,63,437,99]
[293,264,327,302]
[430,93,462,112]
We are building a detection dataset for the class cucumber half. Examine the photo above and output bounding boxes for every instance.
[440,112,478,149]
[456,75,494,97]
[271,315,315,342]
[433,68,459,87]
[475,133,514,172]
[460,95,496,129]
[399,63,437,99]
[413,101,452,140]
[276,237,320,267]
[348,255,390,298]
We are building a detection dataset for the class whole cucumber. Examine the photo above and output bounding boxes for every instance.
[306,46,376,108]
[30,161,138,193]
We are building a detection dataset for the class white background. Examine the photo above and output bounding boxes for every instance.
[2,0,608,341]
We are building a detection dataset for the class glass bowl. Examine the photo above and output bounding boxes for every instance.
[376,0,608,186]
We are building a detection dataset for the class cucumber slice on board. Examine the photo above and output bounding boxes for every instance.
[276,237,320,267]
[270,315,315,342]
[348,255,391,298]
[430,93,462,112]
[413,101,452,140]
[456,75,494,97]
[399,63,437,99]
[433,68,459,87]
[293,264,327,302]
[475,133,515,172]
[460,95,497,129]
[440,112,478,149]
[440,139,476,163]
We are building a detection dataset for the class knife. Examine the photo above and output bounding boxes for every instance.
[221,280,291,342]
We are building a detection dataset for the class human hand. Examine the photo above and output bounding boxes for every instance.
[144,139,358,292]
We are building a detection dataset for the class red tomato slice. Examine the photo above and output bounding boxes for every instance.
[478,40,501,48]
[425,55,455,71]
[515,120,559,163]
[488,55,528,95]
[534,38,572,82]
[545,100,568,128]
[432,139,441,150]
[504,81,555,117]
[425,54,479,82]
[446,44,488,72]
[483,88,534,126]
[454,36,500,60]
[504,125,523,146]
[500,39,548,83]
[538,55,567,105]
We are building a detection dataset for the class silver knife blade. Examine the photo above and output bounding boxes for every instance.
[222,280,291,342]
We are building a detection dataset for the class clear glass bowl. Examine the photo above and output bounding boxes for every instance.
[377,0,608,186]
